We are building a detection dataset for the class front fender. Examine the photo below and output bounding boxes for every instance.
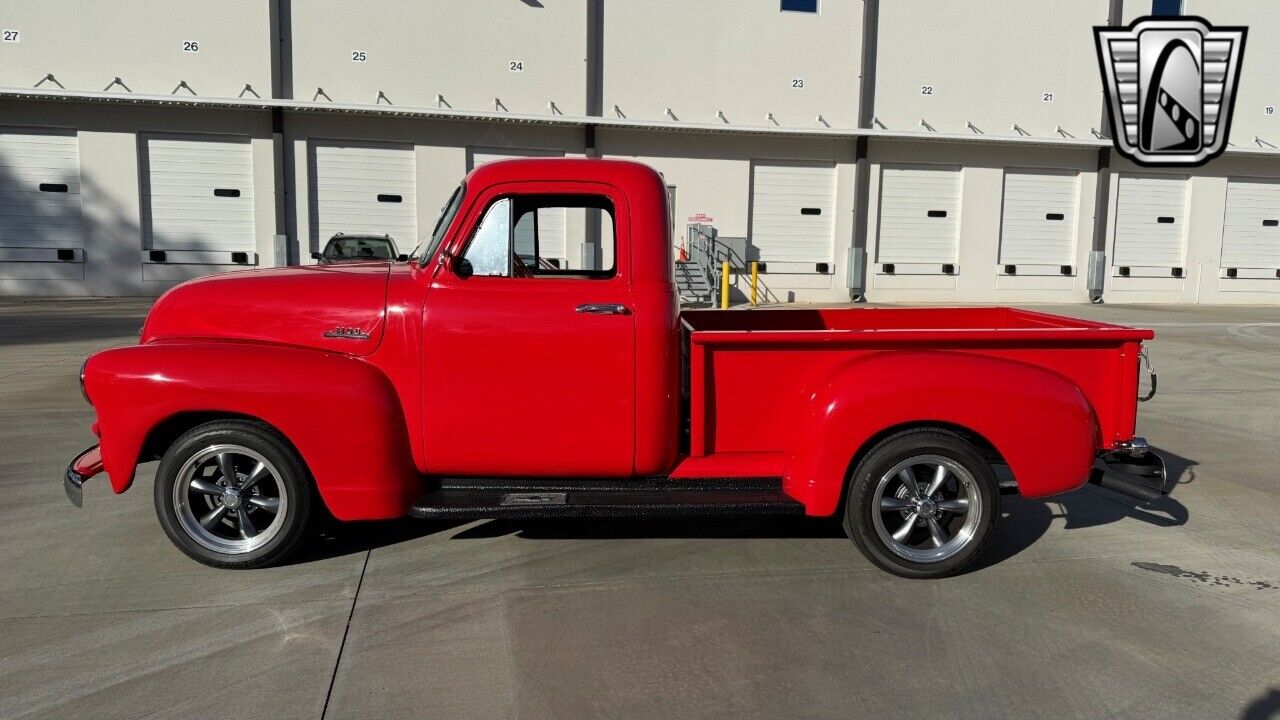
[785,351,1099,516]
[83,341,419,521]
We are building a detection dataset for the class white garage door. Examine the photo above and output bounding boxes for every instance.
[0,129,84,249]
[877,165,960,266]
[749,160,836,267]
[142,135,255,252]
[1112,174,1189,268]
[1221,178,1280,269]
[470,149,567,264]
[999,169,1079,268]
[311,141,417,252]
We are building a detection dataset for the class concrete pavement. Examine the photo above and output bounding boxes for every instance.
[0,298,1277,720]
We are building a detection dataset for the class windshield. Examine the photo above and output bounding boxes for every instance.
[324,236,395,261]
[411,182,465,263]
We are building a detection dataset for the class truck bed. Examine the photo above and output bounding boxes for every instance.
[678,307,1153,478]
[681,306,1148,337]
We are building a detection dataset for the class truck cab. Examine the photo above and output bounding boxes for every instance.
[67,158,1166,578]
[413,160,681,478]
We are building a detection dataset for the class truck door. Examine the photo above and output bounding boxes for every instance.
[422,183,636,476]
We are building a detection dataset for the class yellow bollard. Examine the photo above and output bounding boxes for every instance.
[720,261,731,309]
[750,261,759,306]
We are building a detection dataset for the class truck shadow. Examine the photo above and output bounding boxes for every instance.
[451,514,849,541]
[1241,688,1280,720]
[975,444,1193,571]
[294,445,1194,574]
[291,518,470,563]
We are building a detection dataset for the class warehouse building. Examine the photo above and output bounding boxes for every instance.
[1,0,1278,304]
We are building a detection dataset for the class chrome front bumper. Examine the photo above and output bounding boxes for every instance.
[64,445,103,508]
[1089,437,1168,502]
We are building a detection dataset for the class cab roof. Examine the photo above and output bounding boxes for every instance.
[464,157,665,190]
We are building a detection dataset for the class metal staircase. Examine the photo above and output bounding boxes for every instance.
[674,256,713,305]
[675,224,721,306]
[676,224,777,307]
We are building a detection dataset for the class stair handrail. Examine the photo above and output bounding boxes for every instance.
[685,223,780,305]
[686,223,717,292]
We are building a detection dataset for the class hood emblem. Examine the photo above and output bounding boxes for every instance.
[323,327,370,340]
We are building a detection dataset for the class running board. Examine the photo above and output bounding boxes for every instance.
[410,477,804,519]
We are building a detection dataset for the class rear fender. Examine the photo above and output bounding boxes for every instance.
[83,341,419,521]
[785,351,1098,516]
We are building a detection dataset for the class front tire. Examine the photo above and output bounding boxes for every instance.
[844,429,999,579]
[154,420,313,569]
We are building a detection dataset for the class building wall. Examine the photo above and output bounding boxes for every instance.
[1,0,1278,304]
[865,140,1099,303]
[874,0,1111,140]
[289,0,587,114]
[597,128,858,302]
[0,0,272,98]
[602,0,863,129]
[1181,0,1280,148]
[283,113,586,261]
[1116,2,1280,147]
[1103,153,1280,304]
[0,100,276,296]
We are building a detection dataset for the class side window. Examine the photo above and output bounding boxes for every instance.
[465,198,512,277]
[462,195,617,278]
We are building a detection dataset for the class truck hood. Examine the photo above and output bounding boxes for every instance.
[141,263,393,355]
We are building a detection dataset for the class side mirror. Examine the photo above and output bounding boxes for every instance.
[454,256,473,279]
[310,252,322,260]
[396,254,409,262]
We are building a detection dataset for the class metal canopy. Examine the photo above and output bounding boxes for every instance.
[5,86,1279,158]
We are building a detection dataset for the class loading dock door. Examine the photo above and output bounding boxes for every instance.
[0,129,84,249]
[1112,174,1189,269]
[1221,178,1280,269]
[749,160,836,269]
[876,165,960,269]
[311,141,418,253]
[998,169,1079,270]
[142,135,255,252]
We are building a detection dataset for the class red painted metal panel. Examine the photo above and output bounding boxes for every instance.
[684,306,1153,514]
[83,341,420,520]
[75,158,1154,525]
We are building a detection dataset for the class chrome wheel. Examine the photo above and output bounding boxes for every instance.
[172,444,289,555]
[870,454,984,564]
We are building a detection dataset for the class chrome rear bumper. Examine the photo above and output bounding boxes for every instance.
[1089,437,1168,502]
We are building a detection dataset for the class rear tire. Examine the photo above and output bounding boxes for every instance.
[154,420,313,569]
[844,429,999,579]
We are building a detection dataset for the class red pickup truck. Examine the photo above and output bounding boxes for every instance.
[66,158,1165,578]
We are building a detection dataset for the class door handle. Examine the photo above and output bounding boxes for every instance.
[575,303,630,315]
